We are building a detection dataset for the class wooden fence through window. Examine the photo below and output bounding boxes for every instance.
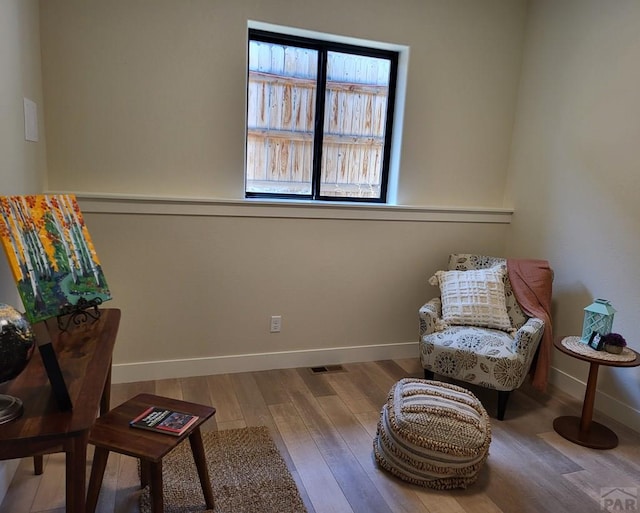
[246,44,390,198]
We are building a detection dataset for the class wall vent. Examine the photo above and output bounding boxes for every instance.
[309,365,345,374]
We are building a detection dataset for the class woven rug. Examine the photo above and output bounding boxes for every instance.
[139,426,307,513]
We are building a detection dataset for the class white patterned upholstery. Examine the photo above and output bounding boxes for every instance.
[419,254,546,417]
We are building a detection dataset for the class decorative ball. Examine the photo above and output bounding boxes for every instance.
[604,344,623,355]
[0,304,36,384]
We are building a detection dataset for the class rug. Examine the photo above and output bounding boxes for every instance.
[139,426,307,513]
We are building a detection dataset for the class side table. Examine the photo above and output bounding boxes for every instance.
[86,393,216,513]
[553,336,640,449]
[0,308,120,513]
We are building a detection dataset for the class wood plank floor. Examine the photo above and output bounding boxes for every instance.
[1,358,639,513]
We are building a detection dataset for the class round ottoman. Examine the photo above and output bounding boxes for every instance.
[373,378,491,489]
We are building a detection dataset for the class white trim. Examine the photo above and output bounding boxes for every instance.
[111,341,419,384]
[549,365,640,435]
[247,20,407,53]
[51,192,513,223]
[387,45,409,205]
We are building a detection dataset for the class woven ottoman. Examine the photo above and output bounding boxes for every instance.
[373,378,491,489]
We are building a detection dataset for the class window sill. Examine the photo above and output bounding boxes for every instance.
[54,192,513,224]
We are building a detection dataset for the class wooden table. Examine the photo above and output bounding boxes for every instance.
[87,393,216,513]
[553,336,640,449]
[0,308,120,513]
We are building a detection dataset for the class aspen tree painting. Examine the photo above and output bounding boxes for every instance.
[0,195,111,323]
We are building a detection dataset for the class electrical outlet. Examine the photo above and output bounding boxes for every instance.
[270,315,282,333]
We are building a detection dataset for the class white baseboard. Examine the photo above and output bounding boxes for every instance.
[111,341,419,384]
[549,366,640,434]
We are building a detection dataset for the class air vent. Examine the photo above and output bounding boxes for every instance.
[309,365,345,374]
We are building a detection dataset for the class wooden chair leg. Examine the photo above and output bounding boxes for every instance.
[424,369,435,380]
[86,447,110,513]
[189,428,215,509]
[149,461,164,513]
[497,390,511,421]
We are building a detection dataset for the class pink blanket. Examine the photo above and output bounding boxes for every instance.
[507,259,554,391]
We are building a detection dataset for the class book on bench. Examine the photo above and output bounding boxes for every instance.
[130,406,199,436]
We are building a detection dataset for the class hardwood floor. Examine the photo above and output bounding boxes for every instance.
[1,358,639,513]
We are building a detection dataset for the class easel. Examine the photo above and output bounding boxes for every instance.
[33,299,103,412]
[57,297,103,333]
[33,321,73,411]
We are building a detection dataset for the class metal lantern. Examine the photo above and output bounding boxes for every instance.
[581,298,616,344]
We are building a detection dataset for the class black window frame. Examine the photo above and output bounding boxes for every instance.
[246,29,399,203]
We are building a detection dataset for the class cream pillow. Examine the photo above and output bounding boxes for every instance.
[428,267,512,331]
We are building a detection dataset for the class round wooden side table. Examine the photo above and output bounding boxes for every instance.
[553,336,640,449]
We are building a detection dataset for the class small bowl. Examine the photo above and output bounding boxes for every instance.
[604,344,624,354]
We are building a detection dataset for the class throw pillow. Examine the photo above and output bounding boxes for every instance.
[428,266,513,332]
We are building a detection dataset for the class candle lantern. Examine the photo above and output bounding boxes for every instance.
[581,298,616,344]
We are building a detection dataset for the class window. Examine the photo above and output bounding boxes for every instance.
[245,29,398,202]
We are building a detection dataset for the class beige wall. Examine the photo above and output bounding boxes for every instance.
[37,0,527,383]
[84,207,508,374]
[38,0,640,429]
[1,0,638,502]
[0,0,46,200]
[506,0,640,425]
[0,0,46,302]
[0,0,47,499]
[13,0,640,431]
[40,0,527,207]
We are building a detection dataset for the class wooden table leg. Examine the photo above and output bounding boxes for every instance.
[189,428,215,509]
[66,434,88,513]
[150,461,164,513]
[553,361,619,449]
[86,447,110,513]
[140,459,150,488]
[580,362,599,432]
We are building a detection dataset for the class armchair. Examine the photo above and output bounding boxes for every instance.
[419,254,551,420]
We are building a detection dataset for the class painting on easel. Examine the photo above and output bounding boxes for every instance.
[0,194,111,324]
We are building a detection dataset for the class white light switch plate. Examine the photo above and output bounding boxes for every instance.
[24,98,38,142]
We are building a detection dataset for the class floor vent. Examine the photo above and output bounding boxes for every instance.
[309,365,345,374]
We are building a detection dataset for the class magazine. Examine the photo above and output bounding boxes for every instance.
[129,406,199,436]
